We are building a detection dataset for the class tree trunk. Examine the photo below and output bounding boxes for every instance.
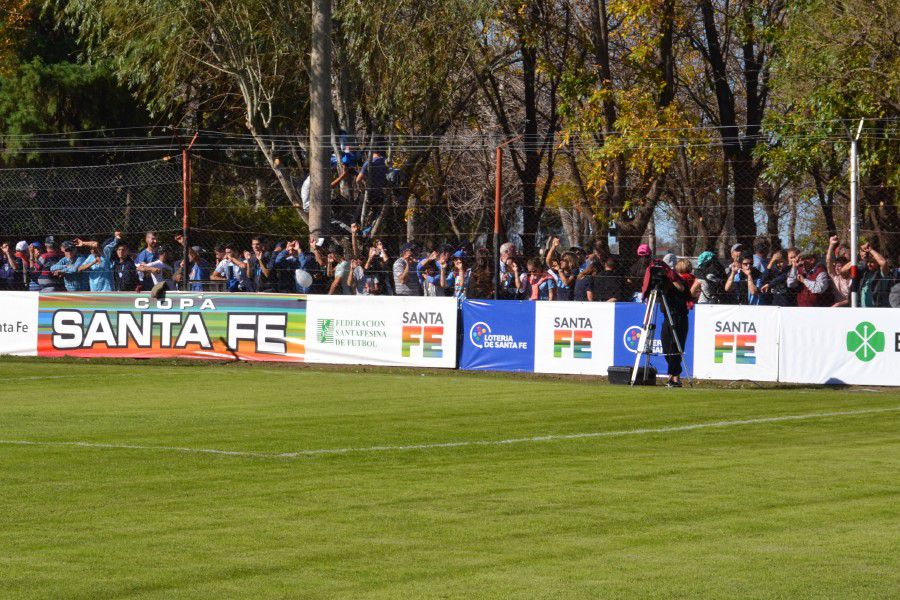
[309,0,333,239]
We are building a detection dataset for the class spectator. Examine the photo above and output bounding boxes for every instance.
[826,236,852,307]
[136,245,174,289]
[393,243,422,296]
[249,236,276,292]
[626,244,653,301]
[419,259,446,297]
[134,231,160,290]
[590,257,622,302]
[274,240,304,292]
[10,241,30,290]
[760,251,793,306]
[37,236,64,291]
[726,253,764,305]
[362,238,391,295]
[498,241,518,291]
[111,241,140,292]
[213,243,226,266]
[468,247,495,299]
[212,243,249,291]
[690,251,726,304]
[523,257,556,301]
[49,241,87,291]
[890,280,900,308]
[675,259,695,309]
[787,251,833,307]
[0,242,17,290]
[328,245,353,295]
[174,246,210,292]
[752,236,770,276]
[74,236,118,292]
[445,251,471,301]
[857,243,892,308]
[355,149,388,223]
[573,258,598,302]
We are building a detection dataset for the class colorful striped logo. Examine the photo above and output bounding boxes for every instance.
[714,334,756,364]
[401,325,443,358]
[553,329,591,359]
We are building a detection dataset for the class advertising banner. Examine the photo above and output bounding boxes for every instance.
[779,307,900,386]
[612,303,695,376]
[37,293,306,362]
[0,292,39,356]
[305,295,457,368]
[692,305,779,382]
[460,300,535,371]
[533,301,615,375]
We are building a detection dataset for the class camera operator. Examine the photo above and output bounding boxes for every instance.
[641,259,689,388]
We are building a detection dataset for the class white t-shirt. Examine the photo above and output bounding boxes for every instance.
[333,260,353,294]
[145,260,174,286]
[214,258,245,280]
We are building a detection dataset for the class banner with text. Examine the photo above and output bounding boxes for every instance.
[693,305,779,382]
[460,300,535,371]
[533,301,616,375]
[305,295,457,368]
[37,293,306,362]
[0,292,39,356]
[779,307,900,386]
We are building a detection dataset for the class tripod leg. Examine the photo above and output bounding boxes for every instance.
[658,293,691,383]
[630,290,657,385]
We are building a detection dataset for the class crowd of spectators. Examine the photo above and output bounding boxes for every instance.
[1,230,898,308]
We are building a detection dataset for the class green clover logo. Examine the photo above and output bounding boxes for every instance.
[846,321,884,362]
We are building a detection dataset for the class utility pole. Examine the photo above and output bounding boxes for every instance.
[849,118,864,308]
[309,0,333,240]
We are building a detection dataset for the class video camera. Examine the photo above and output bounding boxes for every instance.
[640,259,676,297]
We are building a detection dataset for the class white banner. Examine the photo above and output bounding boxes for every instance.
[693,305,780,382]
[779,307,900,386]
[305,295,458,368]
[533,301,615,375]
[0,292,39,356]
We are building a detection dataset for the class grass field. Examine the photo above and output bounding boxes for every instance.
[0,357,898,599]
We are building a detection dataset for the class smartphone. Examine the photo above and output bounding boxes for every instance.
[316,237,325,247]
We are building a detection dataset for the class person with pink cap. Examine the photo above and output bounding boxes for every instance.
[626,243,653,301]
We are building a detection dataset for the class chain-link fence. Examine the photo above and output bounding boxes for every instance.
[1,135,896,267]
[0,159,183,242]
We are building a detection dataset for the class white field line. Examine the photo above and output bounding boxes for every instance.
[0,407,897,460]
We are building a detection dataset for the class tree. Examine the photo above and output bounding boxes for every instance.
[683,0,786,249]
[768,0,899,255]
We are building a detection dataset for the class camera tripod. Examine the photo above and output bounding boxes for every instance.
[630,286,691,386]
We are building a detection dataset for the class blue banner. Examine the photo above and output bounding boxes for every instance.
[460,300,535,371]
[613,303,695,376]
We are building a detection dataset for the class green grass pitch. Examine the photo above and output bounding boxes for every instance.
[0,357,898,599]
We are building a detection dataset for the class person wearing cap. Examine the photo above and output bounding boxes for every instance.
[725,252,764,305]
[49,241,88,291]
[9,241,30,290]
[787,250,833,307]
[393,242,422,296]
[445,250,471,301]
[626,243,653,301]
[691,251,727,304]
[73,235,119,292]
[37,236,64,291]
